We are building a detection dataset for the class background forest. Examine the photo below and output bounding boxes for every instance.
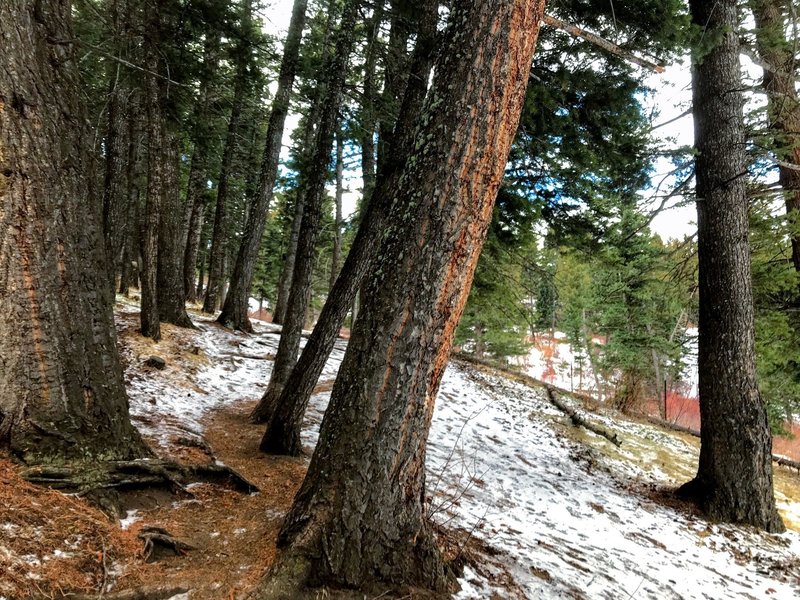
[71,0,800,429]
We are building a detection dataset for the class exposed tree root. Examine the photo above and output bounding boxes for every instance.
[545,386,621,447]
[63,585,189,600]
[20,459,259,512]
[138,525,196,562]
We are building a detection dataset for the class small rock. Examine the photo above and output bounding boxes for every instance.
[145,355,167,370]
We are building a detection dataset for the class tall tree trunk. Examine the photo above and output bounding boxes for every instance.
[377,0,411,169]
[203,11,250,314]
[119,78,143,296]
[101,0,131,292]
[329,129,344,290]
[250,1,546,593]
[250,0,362,424]
[677,0,784,533]
[217,0,309,330]
[0,0,147,462]
[139,2,164,340]
[156,131,194,327]
[272,0,339,326]
[749,0,800,276]
[257,0,438,453]
[358,0,384,203]
[184,36,220,303]
[272,117,318,325]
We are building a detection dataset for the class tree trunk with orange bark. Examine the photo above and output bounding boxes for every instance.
[249,0,546,594]
[0,0,147,463]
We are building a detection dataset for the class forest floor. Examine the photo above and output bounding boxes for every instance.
[2,299,800,599]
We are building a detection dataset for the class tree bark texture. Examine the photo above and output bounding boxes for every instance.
[258,0,438,455]
[750,0,800,275]
[183,36,220,303]
[156,131,194,327]
[329,129,344,290]
[139,1,164,340]
[679,0,784,532]
[249,0,362,424]
[252,0,546,593]
[0,0,147,462]
[217,0,309,331]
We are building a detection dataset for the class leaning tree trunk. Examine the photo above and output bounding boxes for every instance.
[750,0,800,276]
[677,0,784,533]
[249,0,546,594]
[217,0,309,331]
[272,115,317,326]
[250,0,362,424]
[258,0,438,454]
[329,129,344,289]
[0,0,148,463]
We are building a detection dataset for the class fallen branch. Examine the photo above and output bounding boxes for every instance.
[138,525,195,562]
[546,386,621,447]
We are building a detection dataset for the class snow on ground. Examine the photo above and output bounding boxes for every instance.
[119,302,800,599]
[118,300,343,449]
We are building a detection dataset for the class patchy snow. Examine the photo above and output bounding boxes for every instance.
[119,510,139,531]
[117,301,800,599]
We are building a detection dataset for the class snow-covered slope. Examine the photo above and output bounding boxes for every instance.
[121,305,800,599]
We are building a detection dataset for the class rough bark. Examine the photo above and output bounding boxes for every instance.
[183,37,220,303]
[258,0,438,454]
[217,0,309,331]
[203,3,251,314]
[0,0,148,462]
[250,0,362,424]
[139,2,164,340]
[749,0,800,276]
[101,0,132,291]
[250,0,546,593]
[677,0,784,533]
[329,130,345,290]
[156,131,194,327]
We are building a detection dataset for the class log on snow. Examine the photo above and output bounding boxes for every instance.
[545,386,621,447]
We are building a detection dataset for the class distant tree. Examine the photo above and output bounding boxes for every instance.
[0,0,147,462]
[748,0,800,276]
[218,0,309,330]
[251,0,547,593]
[250,0,362,423]
[256,0,439,453]
[677,0,784,532]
